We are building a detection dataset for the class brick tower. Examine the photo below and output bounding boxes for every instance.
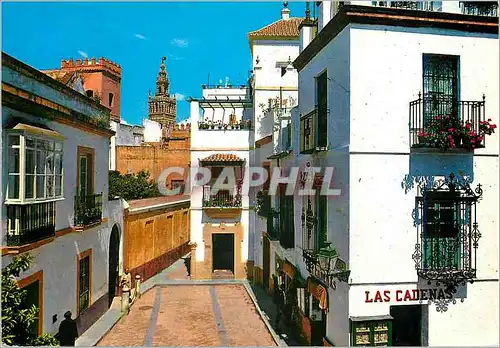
[44,57,122,122]
[148,57,177,126]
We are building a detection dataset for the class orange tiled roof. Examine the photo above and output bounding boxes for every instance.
[200,154,244,163]
[249,17,303,38]
[42,70,76,86]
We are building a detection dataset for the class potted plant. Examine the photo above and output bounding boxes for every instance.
[210,121,215,129]
[223,124,228,131]
[217,120,222,129]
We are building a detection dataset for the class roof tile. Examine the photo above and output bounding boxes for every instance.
[200,153,245,163]
[249,17,303,38]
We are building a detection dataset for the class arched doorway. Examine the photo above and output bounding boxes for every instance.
[108,225,120,307]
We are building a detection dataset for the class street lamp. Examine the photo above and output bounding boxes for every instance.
[318,242,350,283]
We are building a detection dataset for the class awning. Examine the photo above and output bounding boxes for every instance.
[308,276,328,311]
[188,96,253,109]
[10,122,65,140]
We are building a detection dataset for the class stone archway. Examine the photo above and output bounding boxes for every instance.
[108,224,120,307]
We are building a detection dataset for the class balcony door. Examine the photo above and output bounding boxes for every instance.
[422,54,460,127]
[77,147,94,197]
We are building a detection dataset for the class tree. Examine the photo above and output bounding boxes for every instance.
[108,170,161,201]
[1,253,59,346]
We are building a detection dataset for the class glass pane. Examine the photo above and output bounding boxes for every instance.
[46,140,54,151]
[26,149,35,174]
[25,136,35,148]
[54,153,62,175]
[36,151,46,174]
[8,147,19,174]
[36,175,45,198]
[25,175,35,199]
[79,157,88,195]
[55,175,62,196]
[47,176,54,197]
[8,175,19,199]
[55,141,63,152]
[9,134,20,146]
[46,153,54,176]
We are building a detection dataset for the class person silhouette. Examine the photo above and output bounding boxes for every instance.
[58,311,79,346]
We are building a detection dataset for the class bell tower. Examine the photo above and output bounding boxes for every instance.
[148,57,177,126]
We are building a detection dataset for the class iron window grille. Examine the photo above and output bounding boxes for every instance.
[202,185,242,208]
[78,256,90,314]
[412,173,483,293]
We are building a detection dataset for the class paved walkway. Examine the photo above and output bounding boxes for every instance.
[78,256,283,346]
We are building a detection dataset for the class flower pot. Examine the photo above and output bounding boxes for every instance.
[210,125,215,129]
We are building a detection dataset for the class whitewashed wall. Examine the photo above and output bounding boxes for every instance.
[143,118,161,142]
[295,20,499,346]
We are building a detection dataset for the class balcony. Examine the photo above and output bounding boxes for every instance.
[371,1,440,11]
[198,119,252,131]
[74,193,103,228]
[203,186,242,219]
[5,202,56,246]
[409,94,495,151]
[300,109,328,154]
[460,1,498,17]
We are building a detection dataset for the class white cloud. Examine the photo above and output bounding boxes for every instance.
[121,119,130,125]
[171,38,188,48]
[134,33,146,40]
[78,50,88,58]
[174,93,185,101]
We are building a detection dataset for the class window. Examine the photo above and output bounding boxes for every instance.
[460,1,498,16]
[351,320,392,346]
[316,71,328,148]
[6,132,64,202]
[77,250,92,315]
[86,90,94,98]
[77,146,94,196]
[316,193,327,250]
[422,54,459,127]
[17,271,43,336]
[108,93,114,107]
[422,192,461,270]
[278,184,295,249]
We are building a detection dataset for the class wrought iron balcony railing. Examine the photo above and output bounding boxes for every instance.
[371,1,439,11]
[202,187,242,208]
[409,94,487,150]
[6,202,56,246]
[300,108,328,154]
[74,193,103,227]
[460,1,498,17]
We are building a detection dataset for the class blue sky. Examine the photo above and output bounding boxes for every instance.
[2,1,306,125]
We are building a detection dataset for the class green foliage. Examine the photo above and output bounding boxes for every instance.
[108,170,161,201]
[1,254,58,346]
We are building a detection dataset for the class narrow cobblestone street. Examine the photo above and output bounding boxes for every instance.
[97,283,277,346]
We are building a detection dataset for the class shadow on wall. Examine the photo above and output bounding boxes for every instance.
[401,152,475,194]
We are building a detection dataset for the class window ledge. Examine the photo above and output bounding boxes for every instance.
[2,218,109,256]
[4,197,65,205]
[73,218,108,232]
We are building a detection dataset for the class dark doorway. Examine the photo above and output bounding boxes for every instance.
[212,233,234,273]
[263,236,270,289]
[24,280,40,335]
[310,298,327,346]
[390,304,422,346]
[108,225,120,307]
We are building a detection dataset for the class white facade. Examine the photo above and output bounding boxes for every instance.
[109,120,144,170]
[2,54,125,337]
[189,84,252,278]
[249,5,301,276]
[290,3,499,346]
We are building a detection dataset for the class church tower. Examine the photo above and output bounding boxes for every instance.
[148,57,177,126]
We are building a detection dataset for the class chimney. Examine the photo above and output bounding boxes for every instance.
[299,2,315,53]
[318,1,332,32]
[281,1,290,20]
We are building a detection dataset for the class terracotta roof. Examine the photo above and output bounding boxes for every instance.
[200,154,245,163]
[249,17,303,38]
[42,70,77,86]
[127,195,190,210]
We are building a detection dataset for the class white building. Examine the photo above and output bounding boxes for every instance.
[109,120,145,170]
[280,1,498,346]
[2,53,125,337]
[247,2,302,290]
[187,83,253,280]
